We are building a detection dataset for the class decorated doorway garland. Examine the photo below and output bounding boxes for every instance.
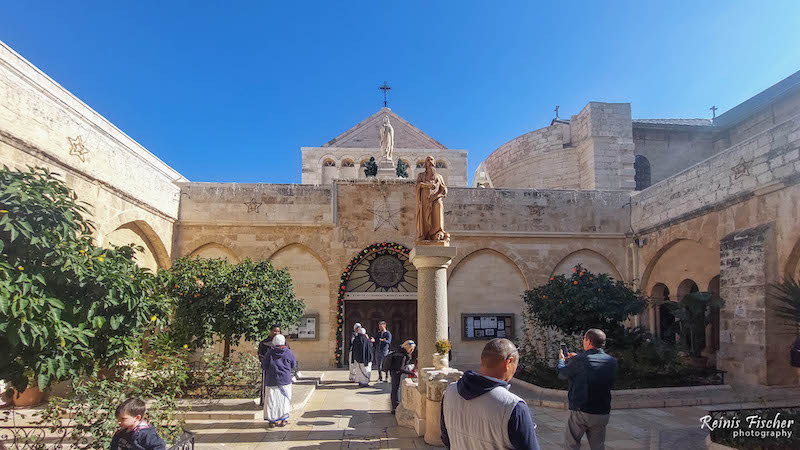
[335,242,411,366]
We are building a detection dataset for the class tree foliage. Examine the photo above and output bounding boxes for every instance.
[770,278,800,333]
[166,256,305,357]
[0,166,170,391]
[662,291,724,357]
[523,264,645,337]
[363,157,378,177]
[396,159,409,178]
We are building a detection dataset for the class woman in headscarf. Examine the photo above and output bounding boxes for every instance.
[348,322,362,382]
[351,327,374,387]
[389,340,416,414]
[262,334,296,427]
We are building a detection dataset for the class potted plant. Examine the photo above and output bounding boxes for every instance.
[770,278,800,367]
[433,339,452,370]
[2,371,48,407]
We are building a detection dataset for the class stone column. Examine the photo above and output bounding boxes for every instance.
[719,223,792,385]
[410,245,457,369]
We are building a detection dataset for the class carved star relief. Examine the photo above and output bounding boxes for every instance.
[68,136,89,162]
[369,200,401,231]
[731,158,751,179]
[244,198,262,213]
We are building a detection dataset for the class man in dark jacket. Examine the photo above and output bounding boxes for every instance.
[558,328,617,450]
[441,338,540,450]
[373,321,392,382]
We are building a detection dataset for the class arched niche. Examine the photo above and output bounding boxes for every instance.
[677,279,699,301]
[189,242,240,263]
[104,221,168,271]
[448,249,527,369]
[269,243,331,369]
[551,249,622,280]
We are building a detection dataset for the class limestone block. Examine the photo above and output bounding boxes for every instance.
[424,398,444,446]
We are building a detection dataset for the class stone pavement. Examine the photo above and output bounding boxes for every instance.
[186,370,724,449]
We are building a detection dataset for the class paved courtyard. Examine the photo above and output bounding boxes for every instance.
[188,370,713,449]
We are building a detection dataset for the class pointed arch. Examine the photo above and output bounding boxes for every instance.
[641,238,719,296]
[189,242,240,263]
[101,210,171,269]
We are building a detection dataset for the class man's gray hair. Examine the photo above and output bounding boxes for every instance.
[480,338,519,368]
[585,328,606,348]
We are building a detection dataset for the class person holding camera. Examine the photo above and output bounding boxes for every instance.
[558,328,617,450]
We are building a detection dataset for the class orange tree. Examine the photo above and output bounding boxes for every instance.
[0,166,170,392]
[166,257,305,358]
[523,264,645,337]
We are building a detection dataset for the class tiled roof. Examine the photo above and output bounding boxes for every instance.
[633,118,713,126]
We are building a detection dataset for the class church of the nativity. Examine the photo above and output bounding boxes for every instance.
[1,40,799,386]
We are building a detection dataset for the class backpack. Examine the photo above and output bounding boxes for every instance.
[382,351,407,372]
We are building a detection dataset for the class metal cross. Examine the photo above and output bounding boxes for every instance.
[379,81,391,107]
[710,105,718,119]
[554,105,560,119]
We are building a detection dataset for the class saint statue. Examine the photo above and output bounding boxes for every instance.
[379,115,395,160]
[415,156,450,242]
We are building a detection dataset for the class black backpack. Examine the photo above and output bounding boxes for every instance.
[382,351,407,372]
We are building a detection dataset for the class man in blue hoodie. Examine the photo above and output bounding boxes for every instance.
[441,338,540,450]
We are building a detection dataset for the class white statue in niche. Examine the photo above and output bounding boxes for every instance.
[379,115,395,160]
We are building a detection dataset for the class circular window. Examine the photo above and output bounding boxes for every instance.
[369,254,406,288]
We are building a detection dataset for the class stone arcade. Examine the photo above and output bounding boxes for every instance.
[2,40,800,389]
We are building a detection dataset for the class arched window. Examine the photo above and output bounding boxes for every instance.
[634,155,651,190]
[323,159,336,167]
[360,160,370,168]
[435,161,447,169]
[342,160,355,168]
[416,161,425,169]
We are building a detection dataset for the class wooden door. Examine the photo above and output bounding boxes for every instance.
[344,300,417,362]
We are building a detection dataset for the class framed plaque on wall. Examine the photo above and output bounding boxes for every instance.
[462,313,514,341]
[286,314,319,340]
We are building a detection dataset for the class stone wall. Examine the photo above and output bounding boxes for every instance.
[573,102,636,190]
[633,126,715,186]
[0,41,182,267]
[632,112,800,233]
[481,122,580,189]
[722,87,800,151]
[175,180,632,368]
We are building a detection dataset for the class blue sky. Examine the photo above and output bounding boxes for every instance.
[3,1,799,184]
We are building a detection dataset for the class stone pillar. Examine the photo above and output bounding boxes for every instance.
[719,223,794,385]
[410,245,457,369]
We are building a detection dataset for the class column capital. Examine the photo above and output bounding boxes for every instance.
[410,246,458,269]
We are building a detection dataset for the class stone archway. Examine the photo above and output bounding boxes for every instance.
[103,220,170,271]
[338,243,417,366]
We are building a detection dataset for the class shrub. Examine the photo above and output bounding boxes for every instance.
[0,166,171,392]
[523,264,645,338]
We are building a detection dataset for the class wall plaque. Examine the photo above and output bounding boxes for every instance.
[462,313,514,341]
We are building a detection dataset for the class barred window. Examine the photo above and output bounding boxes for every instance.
[634,155,651,190]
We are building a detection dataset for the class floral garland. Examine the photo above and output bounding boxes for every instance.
[335,242,411,365]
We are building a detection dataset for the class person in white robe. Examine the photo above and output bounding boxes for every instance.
[348,322,361,382]
[262,334,296,427]
[351,327,374,387]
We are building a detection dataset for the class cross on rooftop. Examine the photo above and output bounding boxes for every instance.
[379,81,392,107]
[710,105,718,119]
[554,105,560,119]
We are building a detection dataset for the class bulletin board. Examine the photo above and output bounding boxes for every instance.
[286,314,319,340]
[462,313,514,341]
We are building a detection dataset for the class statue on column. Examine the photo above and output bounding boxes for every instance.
[380,115,395,160]
[416,156,450,242]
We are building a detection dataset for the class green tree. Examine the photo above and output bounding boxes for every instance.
[166,257,305,358]
[0,166,170,391]
[364,157,378,177]
[523,264,645,337]
[662,291,724,357]
[396,160,409,178]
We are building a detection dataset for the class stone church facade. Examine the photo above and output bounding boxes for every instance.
[2,40,799,386]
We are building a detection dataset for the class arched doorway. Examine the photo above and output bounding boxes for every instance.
[340,243,417,364]
[651,283,675,343]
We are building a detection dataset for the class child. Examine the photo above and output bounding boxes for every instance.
[111,398,166,450]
